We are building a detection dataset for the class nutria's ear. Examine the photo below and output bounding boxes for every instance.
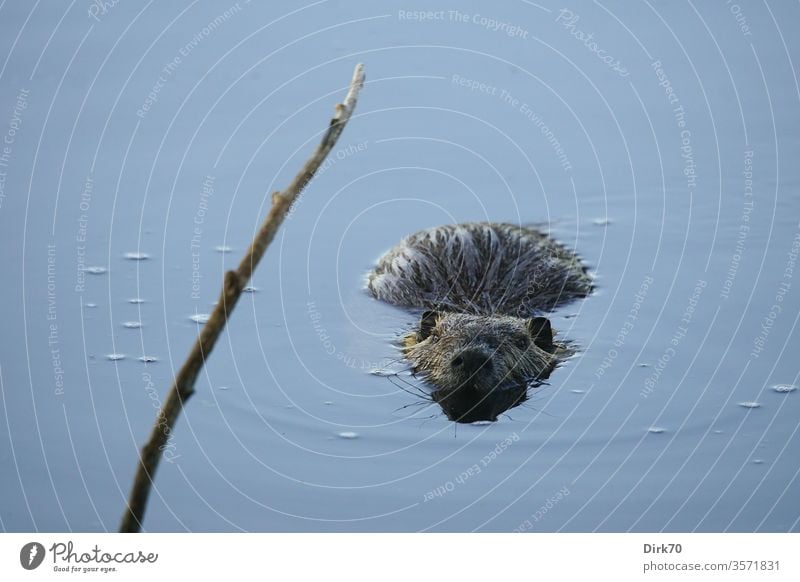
[527,317,553,352]
[418,310,439,340]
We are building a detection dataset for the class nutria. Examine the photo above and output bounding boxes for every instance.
[368,222,592,423]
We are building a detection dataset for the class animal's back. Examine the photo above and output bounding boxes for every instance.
[367,222,591,315]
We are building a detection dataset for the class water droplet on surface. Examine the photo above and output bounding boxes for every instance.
[648,427,665,434]
[106,353,126,361]
[570,389,586,394]
[138,356,158,363]
[85,303,98,308]
[324,401,334,405]
[752,459,765,465]
[128,298,145,304]
[337,431,359,439]
[771,384,797,394]
[189,313,210,324]
[592,217,611,226]
[638,363,650,368]
[123,321,142,329]
[85,266,107,275]
[242,286,259,293]
[738,401,761,409]
[123,252,149,260]
[217,386,230,391]
[214,245,233,253]
[713,429,724,434]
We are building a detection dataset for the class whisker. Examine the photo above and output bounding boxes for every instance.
[374,355,409,368]
[390,373,431,399]
[519,402,559,419]
[387,375,430,401]
[393,401,438,422]
[394,400,429,412]
[419,413,441,428]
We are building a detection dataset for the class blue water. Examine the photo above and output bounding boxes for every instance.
[0,0,798,532]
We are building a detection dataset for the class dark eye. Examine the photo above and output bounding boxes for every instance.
[514,335,530,350]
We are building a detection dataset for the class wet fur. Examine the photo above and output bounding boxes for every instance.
[368,223,591,422]
[403,313,561,422]
[368,222,591,315]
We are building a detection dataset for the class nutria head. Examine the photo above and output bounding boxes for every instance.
[403,311,558,423]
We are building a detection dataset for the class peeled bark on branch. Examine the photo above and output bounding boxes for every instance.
[120,63,366,533]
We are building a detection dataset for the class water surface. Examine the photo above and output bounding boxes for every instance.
[0,0,798,532]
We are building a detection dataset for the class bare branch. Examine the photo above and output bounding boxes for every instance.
[119,63,366,533]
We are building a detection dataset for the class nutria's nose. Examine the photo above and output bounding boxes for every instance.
[451,349,493,376]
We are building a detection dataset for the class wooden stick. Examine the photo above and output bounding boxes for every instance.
[119,63,366,533]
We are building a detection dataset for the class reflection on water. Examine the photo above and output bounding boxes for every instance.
[0,0,798,532]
